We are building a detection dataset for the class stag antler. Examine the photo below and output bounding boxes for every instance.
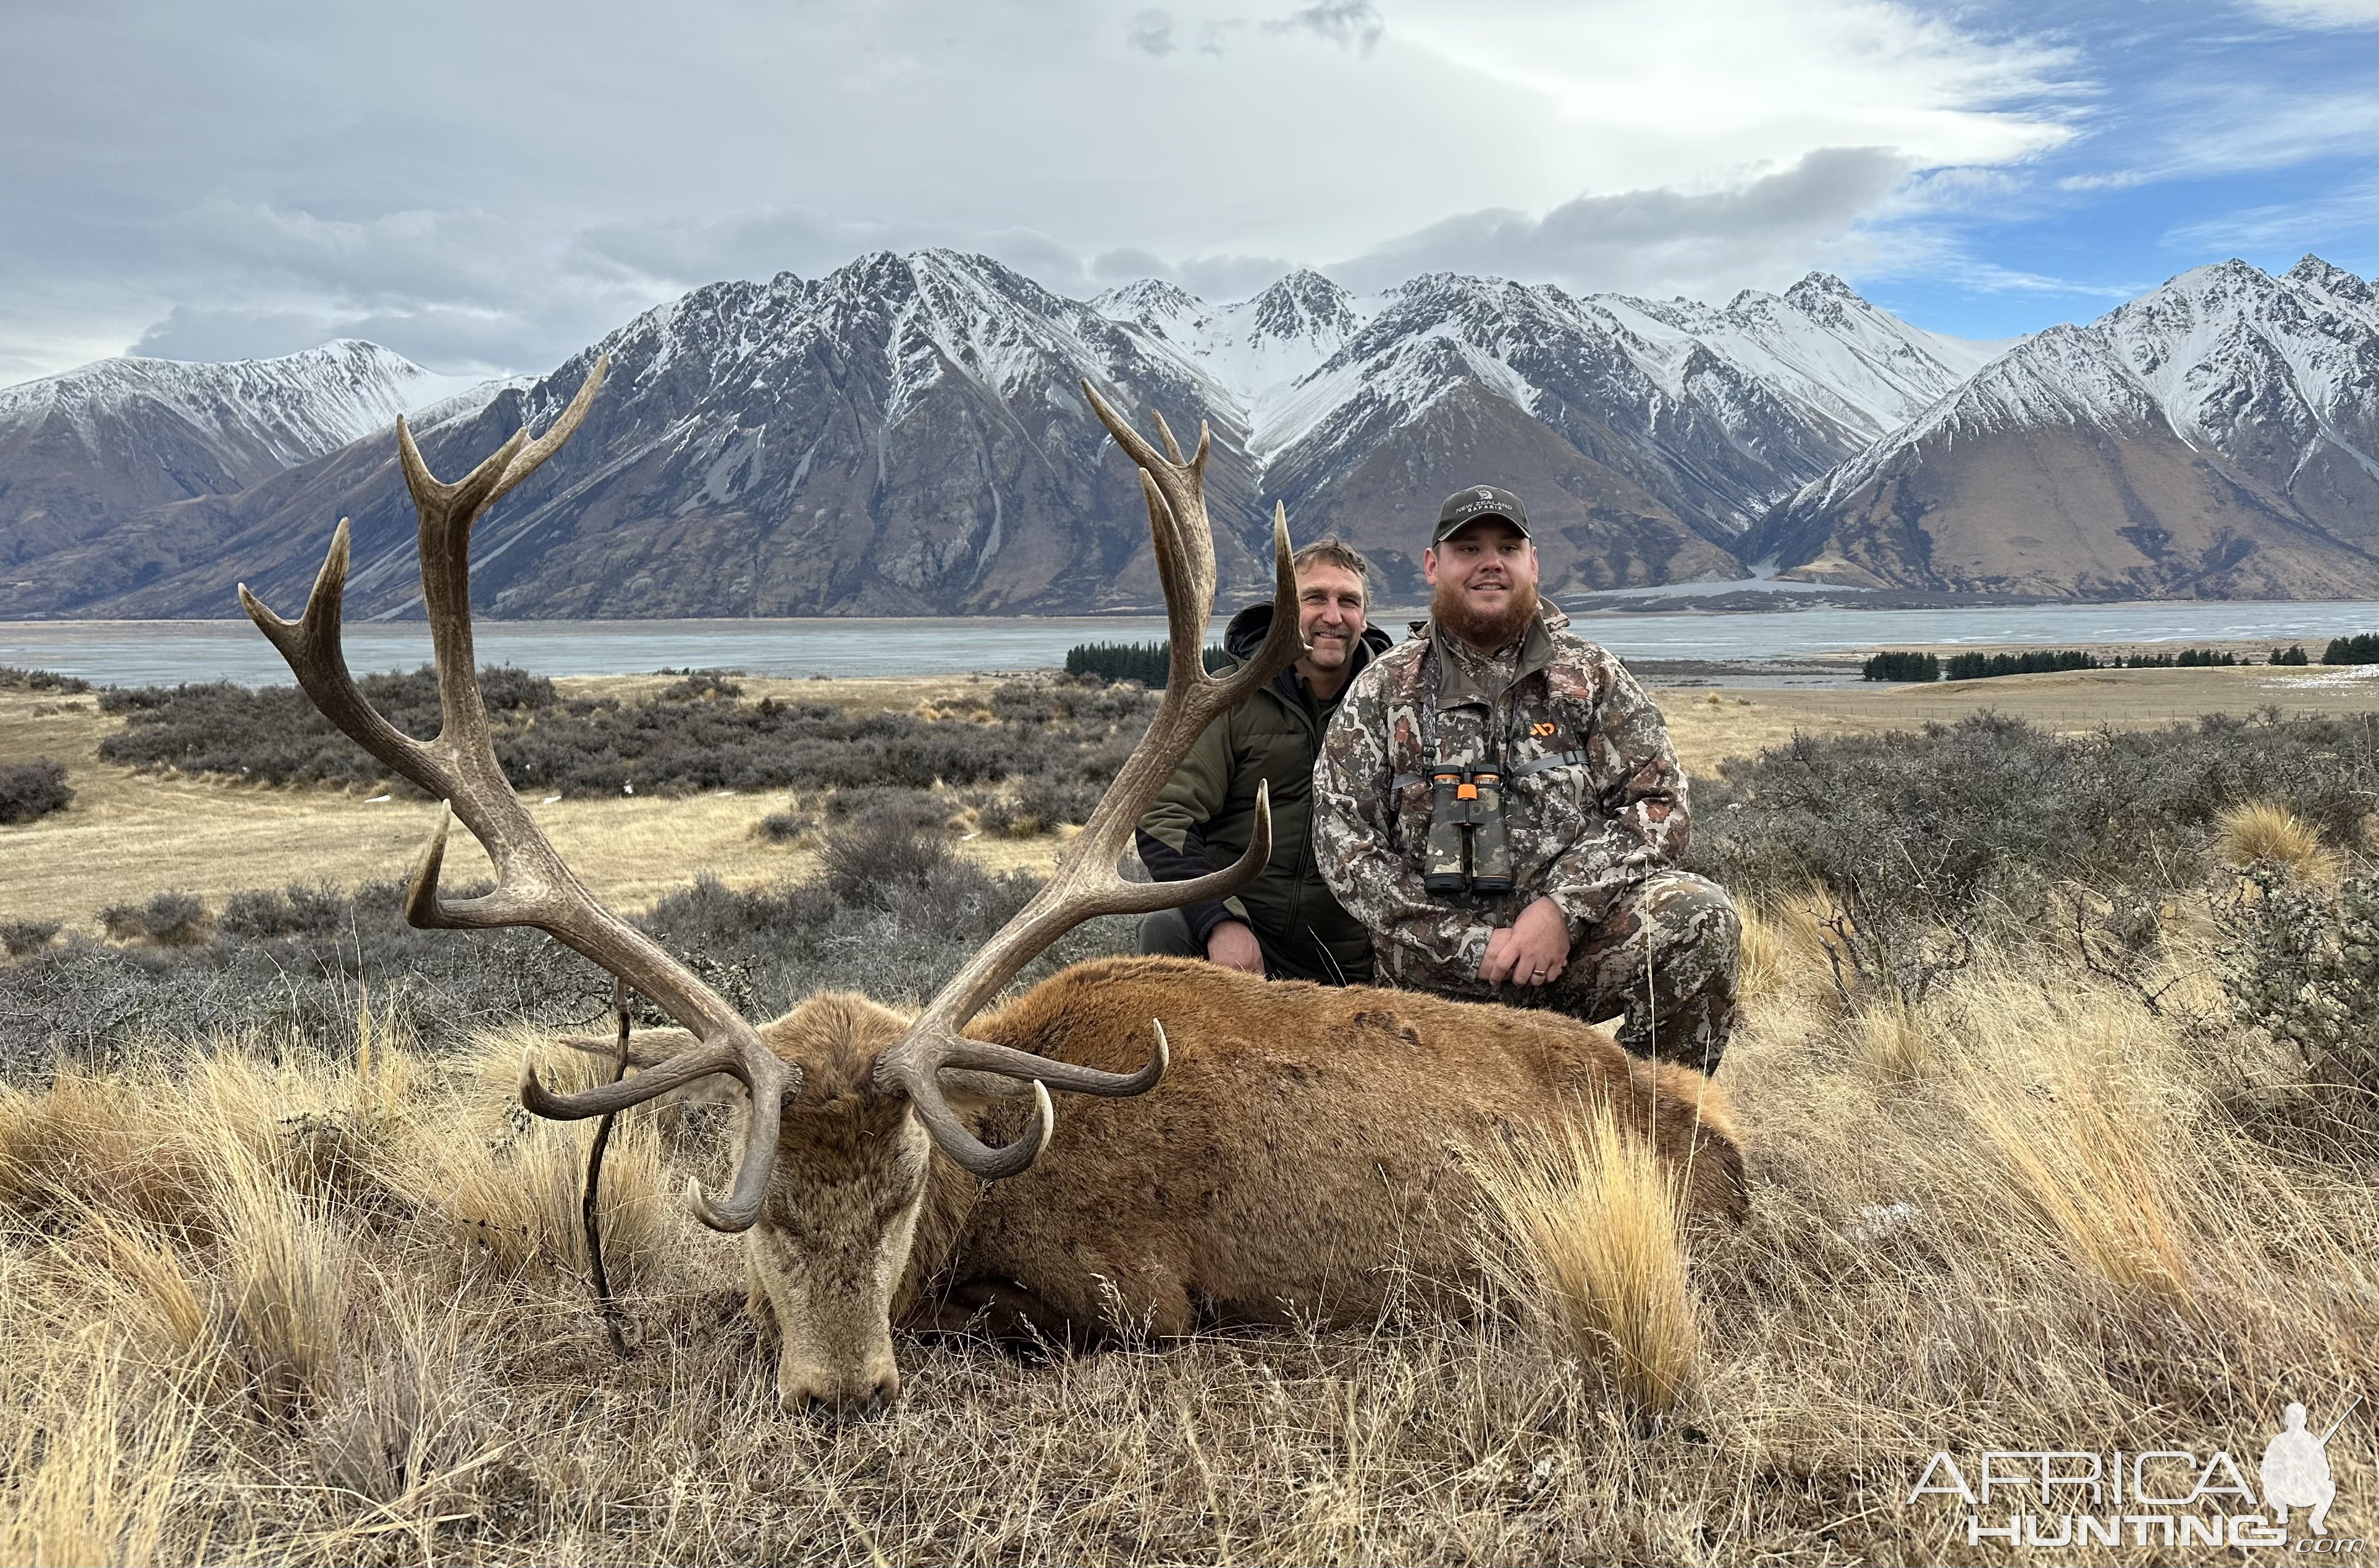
[238,359,798,1233]
[871,382,1304,1178]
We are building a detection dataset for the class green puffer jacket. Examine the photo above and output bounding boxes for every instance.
[1134,603,1394,983]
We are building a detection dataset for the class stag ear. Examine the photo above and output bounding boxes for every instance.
[558,1025,697,1070]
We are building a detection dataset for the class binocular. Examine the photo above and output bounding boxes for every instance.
[1422,764,1514,899]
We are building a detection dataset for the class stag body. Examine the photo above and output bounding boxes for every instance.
[621,957,1744,1406]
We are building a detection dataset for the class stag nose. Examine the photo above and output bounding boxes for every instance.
[790,1369,901,1421]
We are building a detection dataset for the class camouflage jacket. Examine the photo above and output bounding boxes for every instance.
[1313,603,1691,984]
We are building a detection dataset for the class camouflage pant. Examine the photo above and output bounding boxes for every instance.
[1394,871,1741,1073]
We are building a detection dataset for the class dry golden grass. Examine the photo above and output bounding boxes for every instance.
[1470,1102,1704,1414]
[211,1134,350,1419]
[2214,799,2334,880]
[1,911,2369,1563]
[376,1025,675,1285]
[1850,999,1934,1080]
[0,1343,200,1568]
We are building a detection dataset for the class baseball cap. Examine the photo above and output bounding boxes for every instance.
[1432,484,1531,546]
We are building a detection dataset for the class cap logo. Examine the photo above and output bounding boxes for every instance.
[1475,488,1493,501]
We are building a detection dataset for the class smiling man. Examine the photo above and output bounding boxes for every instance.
[1135,539,1393,983]
[1313,485,1741,1073]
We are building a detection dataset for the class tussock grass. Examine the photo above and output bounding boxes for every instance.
[212,1134,350,1419]
[78,1209,214,1371]
[1470,1101,1704,1414]
[378,1026,673,1284]
[1851,999,1932,1080]
[2216,799,2333,879]
[0,920,2371,1562]
[0,1344,200,1568]
[1733,903,1787,1005]
[1960,1059,2198,1308]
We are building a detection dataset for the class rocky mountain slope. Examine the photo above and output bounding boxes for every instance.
[7,254,1263,620]
[1754,257,2379,599]
[1248,269,2003,598]
[2,252,2365,617]
[0,342,490,597]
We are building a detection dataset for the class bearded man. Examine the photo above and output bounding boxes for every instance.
[1313,485,1741,1072]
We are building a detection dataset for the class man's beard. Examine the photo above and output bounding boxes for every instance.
[1433,576,1539,650]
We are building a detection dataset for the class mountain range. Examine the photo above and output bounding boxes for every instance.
[1,252,2370,620]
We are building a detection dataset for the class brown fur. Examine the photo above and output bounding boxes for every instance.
[597,957,1748,1404]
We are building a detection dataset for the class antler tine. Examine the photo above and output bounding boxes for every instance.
[240,520,436,790]
[241,358,794,1234]
[488,356,607,509]
[873,390,1302,1179]
[1148,407,1189,465]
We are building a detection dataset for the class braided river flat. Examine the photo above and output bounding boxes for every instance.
[3,601,2374,687]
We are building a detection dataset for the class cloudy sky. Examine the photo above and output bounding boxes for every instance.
[2,0,2371,385]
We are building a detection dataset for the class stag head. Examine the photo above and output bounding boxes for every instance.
[241,371,1302,1408]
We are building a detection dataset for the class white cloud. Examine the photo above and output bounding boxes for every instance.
[0,0,2086,383]
[1265,0,1386,51]
[2160,183,2379,253]
[1330,147,1916,297]
[2234,0,2377,27]
[1125,9,1176,55]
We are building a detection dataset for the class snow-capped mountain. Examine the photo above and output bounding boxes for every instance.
[2,250,2364,618]
[2,253,1263,619]
[1097,269,1368,407]
[1754,257,2379,599]
[1245,269,2011,595]
[0,341,496,585]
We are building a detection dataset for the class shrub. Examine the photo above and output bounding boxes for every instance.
[0,759,74,824]
[98,891,210,947]
[2,921,62,958]
[0,666,91,693]
[2218,870,2377,1124]
[817,815,956,909]
[2322,633,2379,665]
[220,884,353,939]
[98,666,554,788]
[0,848,1124,1071]
[755,811,814,844]
[2270,645,2310,666]
[819,787,948,829]
[655,669,744,702]
[1688,711,2377,1000]
[99,670,1151,811]
[1861,651,1939,682]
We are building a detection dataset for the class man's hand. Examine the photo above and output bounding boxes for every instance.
[1478,897,1570,987]
[1204,920,1266,976]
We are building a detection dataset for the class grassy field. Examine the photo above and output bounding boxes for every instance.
[5,662,2368,932]
[0,673,1067,931]
[0,897,2367,1563]
[1,663,2372,1564]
